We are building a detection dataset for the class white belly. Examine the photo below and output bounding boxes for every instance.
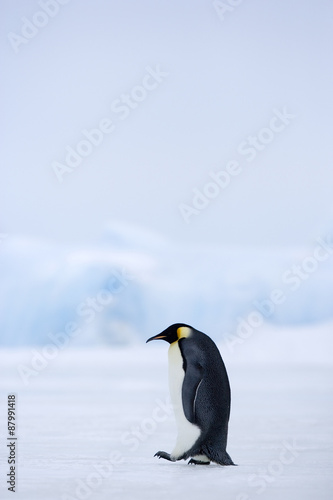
[168,342,201,459]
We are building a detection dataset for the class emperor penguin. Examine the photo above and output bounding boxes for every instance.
[146,323,235,466]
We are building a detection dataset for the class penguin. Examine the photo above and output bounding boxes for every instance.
[146,323,235,466]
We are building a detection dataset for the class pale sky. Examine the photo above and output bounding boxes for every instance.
[1,0,333,247]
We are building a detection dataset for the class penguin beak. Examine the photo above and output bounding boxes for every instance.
[146,334,167,343]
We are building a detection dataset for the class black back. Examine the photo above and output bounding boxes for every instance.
[178,328,231,450]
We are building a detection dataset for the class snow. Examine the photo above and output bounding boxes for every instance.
[0,323,332,499]
[1,228,332,497]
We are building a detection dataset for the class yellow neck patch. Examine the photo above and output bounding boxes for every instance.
[177,326,192,339]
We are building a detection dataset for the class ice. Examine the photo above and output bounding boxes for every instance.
[1,228,333,347]
[0,322,332,499]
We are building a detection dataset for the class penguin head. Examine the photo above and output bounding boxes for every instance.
[146,323,193,344]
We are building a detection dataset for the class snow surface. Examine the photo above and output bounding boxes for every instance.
[0,323,332,500]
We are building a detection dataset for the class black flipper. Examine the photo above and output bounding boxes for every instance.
[178,339,203,424]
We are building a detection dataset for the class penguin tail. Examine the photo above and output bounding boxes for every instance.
[202,446,236,466]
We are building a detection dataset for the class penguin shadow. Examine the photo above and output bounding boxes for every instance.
[151,458,235,473]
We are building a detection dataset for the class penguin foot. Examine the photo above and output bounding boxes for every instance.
[154,451,175,462]
[188,458,211,465]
